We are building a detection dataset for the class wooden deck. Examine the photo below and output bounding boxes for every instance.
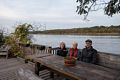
[1,43,120,80]
[0,58,33,80]
[0,58,65,80]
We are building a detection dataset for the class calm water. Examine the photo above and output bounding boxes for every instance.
[31,34,120,54]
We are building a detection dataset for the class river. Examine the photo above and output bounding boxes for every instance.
[31,34,120,54]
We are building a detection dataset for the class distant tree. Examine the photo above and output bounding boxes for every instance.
[76,0,120,19]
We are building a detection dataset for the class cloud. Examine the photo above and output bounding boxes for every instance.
[0,5,20,19]
[0,0,120,31]
[0,0,80,22]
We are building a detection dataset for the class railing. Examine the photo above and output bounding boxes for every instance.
[18,43,63,55]
[18,43,51,55]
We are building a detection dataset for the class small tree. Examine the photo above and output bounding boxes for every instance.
[5,23,33,57]
[14,23,32,44]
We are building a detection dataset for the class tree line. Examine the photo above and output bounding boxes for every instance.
[30,25,120,35]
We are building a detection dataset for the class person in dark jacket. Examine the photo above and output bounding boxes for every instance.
[57,42,68,57]
[80,39,98,64]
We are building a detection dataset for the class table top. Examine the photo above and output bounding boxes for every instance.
[34,55,119,80]
[25,53,53,60]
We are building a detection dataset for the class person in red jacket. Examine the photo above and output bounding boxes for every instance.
[67,42,81,60]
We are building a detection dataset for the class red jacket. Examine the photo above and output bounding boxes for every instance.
[69,48,78,58]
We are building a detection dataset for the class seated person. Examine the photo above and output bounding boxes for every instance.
[57,42,68,57]
[67,42,81,60]
[80,39,98,64]
[54,42,68,77]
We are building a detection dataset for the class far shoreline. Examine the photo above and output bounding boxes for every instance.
[30,33,120,36]
[29,25,120,36]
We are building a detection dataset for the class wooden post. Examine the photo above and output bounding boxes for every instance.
[50,72,54,78]
[35,62,40,75]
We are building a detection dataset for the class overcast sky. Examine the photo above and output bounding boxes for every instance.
[0,0,120,32]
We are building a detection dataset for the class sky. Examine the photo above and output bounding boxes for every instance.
[0,0,120,33]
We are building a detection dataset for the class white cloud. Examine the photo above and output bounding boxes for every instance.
[0,0,120,31]
[0,5,20,19]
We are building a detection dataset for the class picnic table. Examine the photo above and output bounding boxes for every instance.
[32,55,119,80]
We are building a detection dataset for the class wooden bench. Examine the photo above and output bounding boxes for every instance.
[17,68,44,80]
[0,45,10,59]
[97,52,120,70]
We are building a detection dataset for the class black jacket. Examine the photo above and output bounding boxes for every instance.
[57,48,68,57]
[80,47,98,64]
